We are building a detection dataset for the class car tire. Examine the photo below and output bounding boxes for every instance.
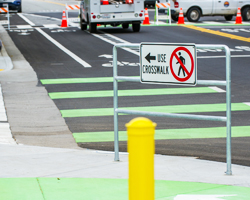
[242,7,250,21]
[18,7,22,13]
[171,15,178,21]
[122,23,129,29]
[224,15,233,21]
[89,23,97,33]
[132,23,140,32]
[186,7,201,22]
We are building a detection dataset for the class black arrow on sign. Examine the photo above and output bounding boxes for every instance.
[145,53,156,63]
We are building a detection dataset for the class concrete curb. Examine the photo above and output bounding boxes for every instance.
[0,25,80,149]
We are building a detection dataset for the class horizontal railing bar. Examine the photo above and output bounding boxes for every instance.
[197,80,226,86]
[196,44,227,50]
[115,43,140,48]
[115,76,140,82]
[116,109,227,122]
[115,76,226,86]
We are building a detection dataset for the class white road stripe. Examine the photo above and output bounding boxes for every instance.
[243,102,250,106]
[209,86,226,93]
[16,25,33,29]
[43,24,60,28]
[35,28,91,68]
[92,31,140,56]
[18,13,91,68]
[17,13,35,26]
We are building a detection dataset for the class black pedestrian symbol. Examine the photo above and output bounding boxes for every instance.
[176,52,186,77]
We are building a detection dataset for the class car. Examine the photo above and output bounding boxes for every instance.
[0,0,22,13]
[145,0,158,8]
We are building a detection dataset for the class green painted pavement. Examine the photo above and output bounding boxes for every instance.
[49,87,220,99]
[61,103,250,118]
[40,77,138,85]
[1,178,250,200]
[73,126,250,143]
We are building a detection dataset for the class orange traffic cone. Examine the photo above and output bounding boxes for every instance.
[61,10,68,27]
[143,8,150,25]
[235,7,242,24]
[177,8,185,24]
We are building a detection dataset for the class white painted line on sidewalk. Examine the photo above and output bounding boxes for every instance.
[209,86,226,93]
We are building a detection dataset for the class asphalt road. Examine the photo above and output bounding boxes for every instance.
[2,2,250,166]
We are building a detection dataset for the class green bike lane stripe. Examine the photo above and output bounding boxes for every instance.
[49,87,221,99]
[1,178,250,200]
[61,103,250,118]
[73,126,250,143]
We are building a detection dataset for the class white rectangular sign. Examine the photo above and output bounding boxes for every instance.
[140,43,197,86]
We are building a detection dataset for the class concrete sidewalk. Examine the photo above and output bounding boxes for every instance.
[0,24,250,199]
[1,144,250,199]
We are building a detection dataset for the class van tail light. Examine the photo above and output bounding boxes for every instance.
[174,1,179,8]
[126,0,133,4]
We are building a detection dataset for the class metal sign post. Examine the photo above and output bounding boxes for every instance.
[113,43,231,175]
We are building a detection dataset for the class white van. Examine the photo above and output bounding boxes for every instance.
[79,0,145,33]
[171,0,250,22]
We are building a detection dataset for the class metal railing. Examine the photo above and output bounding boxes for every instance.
[113,43,232,175]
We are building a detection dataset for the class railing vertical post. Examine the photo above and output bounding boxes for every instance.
[113,45,119,161]
[225,46,232,175]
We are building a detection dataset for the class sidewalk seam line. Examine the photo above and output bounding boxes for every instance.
[36,178,46,200]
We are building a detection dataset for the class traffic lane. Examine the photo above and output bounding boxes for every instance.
[7,28,96,79]
[79,137,250,167]
[7,27,139,79]
[31,11,79,19]
[22,0,69,13]
[36,28,141,77]
[105,25,250,51]
[0,13,28,26]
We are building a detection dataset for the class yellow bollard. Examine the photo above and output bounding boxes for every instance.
[126,117,157,200]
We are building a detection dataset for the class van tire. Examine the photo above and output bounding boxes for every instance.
[89,23,97,33]
[171,15,178,21]
[80,16,87,30]
[132,23,140,32]
[242,7,250,21]
[187,7,201,22]
[224,15,233,21]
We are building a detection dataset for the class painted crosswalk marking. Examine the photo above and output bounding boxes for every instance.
[48,87,225,99]
[73,126,250,142]
[60,103,250,118]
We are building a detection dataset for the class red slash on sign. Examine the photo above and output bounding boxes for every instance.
[170,47,194,82]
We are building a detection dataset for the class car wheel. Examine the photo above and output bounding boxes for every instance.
[171,15,178,21]
[132,23,140,32]
[89,23,97,33]
[224,15,233,21]
[122,23,129,29]
[187,7,201,22]
[18,7,22,13]
[242,7,250,21]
